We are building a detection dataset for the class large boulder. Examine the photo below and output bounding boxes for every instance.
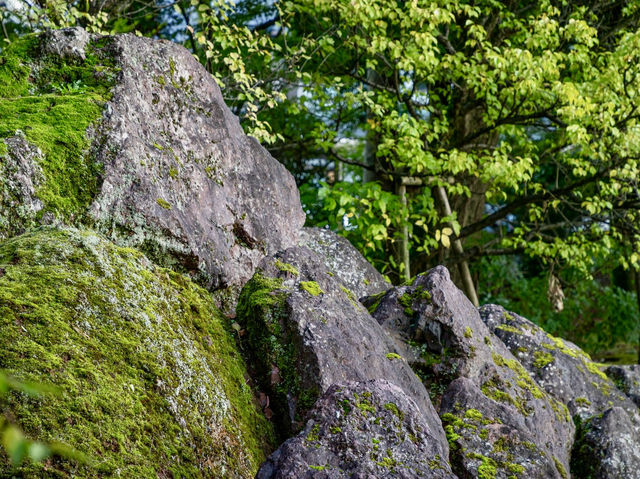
[365,266,574,479]
[606,364,640,407]
[298,227,390,299]
[480,304,634,417]
[0,28,305,291]
[236,246,446,447]
[0,227,274,477]
[571,406,640,479]
[480,305,640,478]
[256,380,456,479]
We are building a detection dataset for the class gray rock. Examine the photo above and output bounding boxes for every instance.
[90,30,305,290]
[41,27,91,61]
[256,380,455,479]
[0,134,45,238]
[236,246,444,445]
[571,406,640,479]
[367,266,574,479]
[298,227,389,299]
[606,364,640,407]
[480,304,634,417]
[4,28,305,291]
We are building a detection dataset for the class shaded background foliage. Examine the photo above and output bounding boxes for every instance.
[1,0,639,358]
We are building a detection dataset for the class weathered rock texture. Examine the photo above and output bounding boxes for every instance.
[0,227,274,478]
[606,364,640,407]
[298,227,389,299]
[571,406,640,479]
[236,246,446,446]
[256,380,456,479]
[366,267,574,479]
[480,304,634,417]
[1,28,305,291]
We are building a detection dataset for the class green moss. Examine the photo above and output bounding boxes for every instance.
[533,350,554,369]
[554,457,568,479]
[305,424,320,443]
[506,462,525,474]
[0,34,118,232]
[385,353,402,360]
[274,259,299,276]
[574,397,591,407]
[366,291,385,314]
[491,352,545,400]
[398,291,414,316]
[496,324,522,335]
[340,285,359,308]
[464,409,483,421]
[309,464,327,471]
[583,359,609,382]
[0,227,274,477]
[156,198,172,210]
[467,453,497,479]
[383,402,404,420]
[300,281,323,296]
[464,327,473,339]
[353,393,376,415]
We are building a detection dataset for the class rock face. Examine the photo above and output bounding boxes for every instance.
[256,380,456,479]
[298,227,389,299]
[0,28,305,291]
[480,304,634,416]
[571,406,640,479]
[366,267,574,479]
[606,364,640,407]
[236,247,448,447]
[0,227,274,478]
[480,304,640,478]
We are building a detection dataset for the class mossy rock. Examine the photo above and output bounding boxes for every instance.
[0,32,117,238]
[0,227,274,477]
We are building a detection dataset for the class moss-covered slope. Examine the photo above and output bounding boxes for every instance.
[0,227,274,477]
[0,33,116,238]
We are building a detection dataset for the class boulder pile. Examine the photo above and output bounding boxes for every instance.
[1,28,639,478]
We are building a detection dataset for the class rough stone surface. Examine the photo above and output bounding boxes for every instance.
[256,380,456,479]
[366,266,574,479]
[3,28,306,291]
[606,364,640,407]
[298,227,389,299]
[571,406,640,479]
[0,227,274,478]
[41,27,91,61]
[0,134,45,237]
[480,304,633,417]
[91,30,305,290]
[236,246,445,446]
